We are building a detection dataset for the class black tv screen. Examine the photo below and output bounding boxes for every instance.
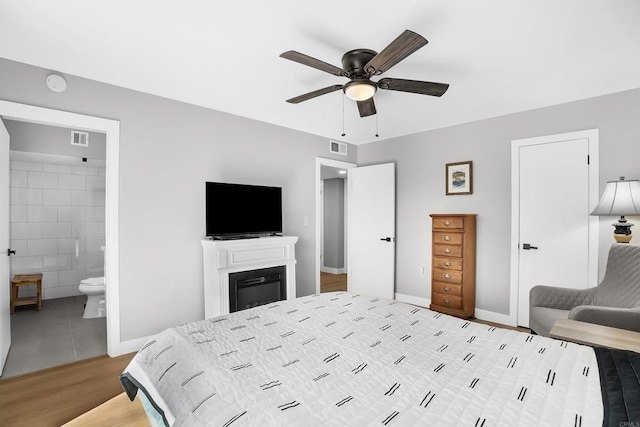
[206,182,282,238]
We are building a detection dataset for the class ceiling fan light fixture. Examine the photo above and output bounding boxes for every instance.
[343,80,376,101]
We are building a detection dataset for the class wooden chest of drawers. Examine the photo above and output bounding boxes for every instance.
[429,214,476,318]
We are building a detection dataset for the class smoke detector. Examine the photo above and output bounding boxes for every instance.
[46,74,67,93]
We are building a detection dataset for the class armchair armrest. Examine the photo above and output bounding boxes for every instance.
[568,306,640,333]
[530,285,596,310]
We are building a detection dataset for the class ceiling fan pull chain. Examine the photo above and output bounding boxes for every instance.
[375,108,379,138]
[341,95,346,137]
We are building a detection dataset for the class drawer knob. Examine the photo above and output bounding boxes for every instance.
[444,262,451,267]
[443,273,451,279]
[444,287,450,292]
[444,248,451,254]
[444,221,451,226]
[443,235,451,241]
[444,299,451,304]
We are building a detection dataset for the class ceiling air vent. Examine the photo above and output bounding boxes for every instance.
[70,130,89,147]
[329,140,347,156]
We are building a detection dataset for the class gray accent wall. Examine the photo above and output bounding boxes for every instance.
[0,58,356,341]
[358,87,640,315]
[3,55,639,334]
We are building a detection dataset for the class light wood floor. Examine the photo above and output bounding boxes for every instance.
[63,392,149,427]
[320,271,347,293]
[0,352,136,427]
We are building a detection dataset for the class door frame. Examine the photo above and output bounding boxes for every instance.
[509,129,599,326]
[315,157,356,294]
[0,100,123,357]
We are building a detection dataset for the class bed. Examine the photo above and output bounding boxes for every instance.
[120,292,640,426]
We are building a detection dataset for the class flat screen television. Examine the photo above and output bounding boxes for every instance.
[206,182,282,238]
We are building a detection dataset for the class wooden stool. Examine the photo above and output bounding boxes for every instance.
[10,273,43,314]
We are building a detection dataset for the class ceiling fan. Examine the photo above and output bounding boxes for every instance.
[280,30,449,118]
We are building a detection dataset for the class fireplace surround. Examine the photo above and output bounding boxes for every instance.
[201,236,298,318]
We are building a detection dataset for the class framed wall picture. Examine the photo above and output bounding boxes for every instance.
[446,161,473,195]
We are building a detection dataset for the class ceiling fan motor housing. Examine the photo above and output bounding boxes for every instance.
[341,49,377,78]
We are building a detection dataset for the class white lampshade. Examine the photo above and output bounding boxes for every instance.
[591,177,640,216]
[343,81,376,101]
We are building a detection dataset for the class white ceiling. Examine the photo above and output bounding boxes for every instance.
[1,1,640,145]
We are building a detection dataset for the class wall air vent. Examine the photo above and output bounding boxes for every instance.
[329,140,347,156]
[70,130,89,147]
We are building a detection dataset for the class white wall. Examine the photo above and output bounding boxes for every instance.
[9,151,105,299]
[358,88,640,316]
[0,58,356,342]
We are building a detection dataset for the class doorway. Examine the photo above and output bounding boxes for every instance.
[510,129,599,327]
[0,100,121,374]
[2,120,107,377]
[315,158,356,294]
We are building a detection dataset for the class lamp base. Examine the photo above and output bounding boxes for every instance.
[614,233,633,243]
[612,219,633,243]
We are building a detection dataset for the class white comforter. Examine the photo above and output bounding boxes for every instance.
[122,292,603,426]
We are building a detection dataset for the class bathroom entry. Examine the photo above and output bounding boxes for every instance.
[1,119,107,378]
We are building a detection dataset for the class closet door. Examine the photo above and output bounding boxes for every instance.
[512,130,598,327]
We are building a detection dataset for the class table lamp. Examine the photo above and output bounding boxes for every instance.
[591,176,640,243]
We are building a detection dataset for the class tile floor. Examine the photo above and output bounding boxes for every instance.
[0,296,106,378]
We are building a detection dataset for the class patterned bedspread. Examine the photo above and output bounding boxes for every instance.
[121,292,604,426]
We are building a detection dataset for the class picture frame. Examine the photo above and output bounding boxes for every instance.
[446,161,473,195]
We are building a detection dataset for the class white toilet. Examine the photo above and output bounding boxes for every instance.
[78,277,106,319]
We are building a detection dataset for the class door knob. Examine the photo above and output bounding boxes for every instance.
[7,249,16,256]
[380,237,392,242]
[522,243,538,250]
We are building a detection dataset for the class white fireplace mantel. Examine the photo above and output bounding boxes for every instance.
[201,236,298,319]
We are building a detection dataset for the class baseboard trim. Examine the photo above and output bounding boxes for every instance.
[321,267,346,275]
[474,308,514,326]
[109,336,150,357]
[394,293,430,308]
[394,293,514,327]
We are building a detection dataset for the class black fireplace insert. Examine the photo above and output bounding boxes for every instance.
[229,266,286,313]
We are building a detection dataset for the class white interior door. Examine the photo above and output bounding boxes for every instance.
[513,131,598,327]
[347,163,395,299]
[0,118,11,374]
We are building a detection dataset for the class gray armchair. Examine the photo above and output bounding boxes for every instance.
[529,243,640,336]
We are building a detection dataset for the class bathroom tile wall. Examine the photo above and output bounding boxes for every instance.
[9,152,106,300]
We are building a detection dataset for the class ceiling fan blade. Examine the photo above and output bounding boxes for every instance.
[377,78,449,97]
[364,30,428,76]
[357,98,377,117]
[280,50,347,77]
[286,85,343,104]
